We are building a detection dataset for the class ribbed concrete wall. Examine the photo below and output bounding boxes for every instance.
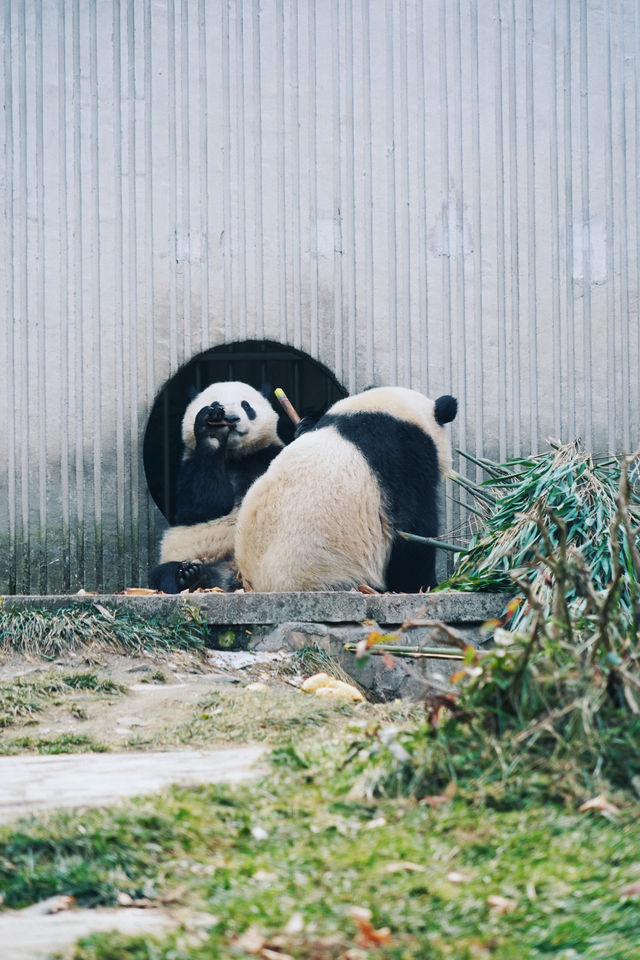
[1,0,639,594]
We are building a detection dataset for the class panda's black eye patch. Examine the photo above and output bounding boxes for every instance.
[241,400,257,421]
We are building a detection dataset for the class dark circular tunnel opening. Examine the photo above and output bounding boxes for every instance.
[143,339,348,522]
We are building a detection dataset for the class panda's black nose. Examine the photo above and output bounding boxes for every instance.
[226,414,241,424]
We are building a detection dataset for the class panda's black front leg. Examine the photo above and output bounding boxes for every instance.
[149,560,232,593]
[173,404,238,525]
[176,560,212,591]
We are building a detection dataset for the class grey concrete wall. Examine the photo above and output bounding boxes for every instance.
[1,0,639,594]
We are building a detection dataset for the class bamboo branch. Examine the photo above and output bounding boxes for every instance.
[396,530,468,553]
[343,642,464,660]
[455,448,505,478]
[449,472,498,506]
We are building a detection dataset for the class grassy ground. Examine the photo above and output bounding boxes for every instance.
[0,679,638,960]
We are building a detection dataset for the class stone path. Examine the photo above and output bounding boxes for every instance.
[0,901,179,960]
[0,745,265,825]
[0,744,265,958]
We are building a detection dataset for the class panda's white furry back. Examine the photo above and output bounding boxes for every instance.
[235,386,457,593]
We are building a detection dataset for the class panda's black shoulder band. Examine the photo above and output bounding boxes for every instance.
[434,395,458,426]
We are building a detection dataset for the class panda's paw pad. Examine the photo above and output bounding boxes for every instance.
[177,561,206,591]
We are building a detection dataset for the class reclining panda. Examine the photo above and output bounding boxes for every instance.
[235,386,457,593]
[149,381,283,593]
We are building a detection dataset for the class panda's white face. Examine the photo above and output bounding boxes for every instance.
[182,381,281,457]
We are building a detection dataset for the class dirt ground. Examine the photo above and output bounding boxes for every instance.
[0,646,296,751]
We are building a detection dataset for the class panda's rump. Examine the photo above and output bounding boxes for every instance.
[235,431,392,591]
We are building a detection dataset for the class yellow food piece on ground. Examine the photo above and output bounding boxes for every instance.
[300,672,334,693]
[301,673,364,701]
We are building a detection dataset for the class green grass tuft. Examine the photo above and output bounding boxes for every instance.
[0,605,211,658]
[0,673,125,731]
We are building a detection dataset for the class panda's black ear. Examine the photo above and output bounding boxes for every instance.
[434,395,457,425]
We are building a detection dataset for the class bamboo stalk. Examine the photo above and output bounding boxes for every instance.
[455,448,505,478]
[343,642,465,660]
[396,531,468,553]
[447,495,486,518]
[449,472,498,505]
[274,387,301,426]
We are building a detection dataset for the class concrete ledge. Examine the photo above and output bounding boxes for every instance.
[0,590,508,626]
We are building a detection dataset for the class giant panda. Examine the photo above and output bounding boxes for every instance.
[234,386,457,593]
[150,381,283,593]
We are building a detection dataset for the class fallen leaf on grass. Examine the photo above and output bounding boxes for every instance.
[364,816,387,830]
[383,861,426,874]
[349,906,392,947]
[251,869,278,884]
[46,895,76,914]
[578,795,621,816]
[234,927,266,954]
[283,912,304,935]
[486,895,518,914]
[420,782,457,808]
[116,892,155,908]
[446,871,472,884]
[93,602,115,620]
[261,950,294,960]
[620,880,640,898]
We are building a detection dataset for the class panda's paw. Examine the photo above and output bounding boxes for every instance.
[177,560,209,591]
[194,404,234,450]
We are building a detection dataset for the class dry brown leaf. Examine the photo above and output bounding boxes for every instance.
[486,895,518,914]
[578,795,621,816]
[234,927,266,954]
[46,895,75,914]
[261,949,295,960]
[283,912,304,935]
[420,782,457,808]
[251,869,278,884]
[93,602,115,620]
[123,587,159,595]
[116,892,155,908]
[382,651,395,669]
[620,879,640,898]
[383,861,426,874]
[358,584,379,594]
[355,637,370,658]
[349,906,392,947]
[364,816,387,830]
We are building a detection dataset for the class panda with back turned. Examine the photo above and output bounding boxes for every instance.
[150,381,283,593]
[235,386,457,593]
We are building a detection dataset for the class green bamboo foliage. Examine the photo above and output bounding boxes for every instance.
[444,442,640,635]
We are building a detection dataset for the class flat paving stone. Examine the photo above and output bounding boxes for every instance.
[0,903,179,960]
[0,746,265,825]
